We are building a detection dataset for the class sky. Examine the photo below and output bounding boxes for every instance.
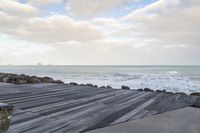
[0,0,200,65]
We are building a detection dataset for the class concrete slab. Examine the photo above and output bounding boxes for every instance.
[87,107,200,133]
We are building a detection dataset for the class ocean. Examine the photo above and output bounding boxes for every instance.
[0,65,200,93]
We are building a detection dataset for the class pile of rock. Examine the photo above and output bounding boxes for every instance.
[0,73,64,85]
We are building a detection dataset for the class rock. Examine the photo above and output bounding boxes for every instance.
[2,77,10,83]
[55,80,64,84]
[32,78,42,83]
[194,97,200,108]
[86,83,94,87]
[107,85,112,89]
[16,80,28,85]
[94,85,98,87]
[175,92,187,95]
[144,88,154,92]
[80,84,86,86]
[41,77,54,83]
[0,103,14,132]
[100,86,106,88]
[190,92,200,96]
[137,89,143,91]
[70,82,78,85]
[121,86,130,90]
[166,92,174,95]
[156,90,163,93]
[0,73,64,85]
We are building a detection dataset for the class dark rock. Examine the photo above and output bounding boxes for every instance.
[86,83,94,87]
[175,92,187,95]
[107,85,112,89]
[0,103,14,132]
[2,77,10,83]
[137,89,143,91]
[121,86,130,90]
[70,82,78,85]
[156,90,163,93]
[41,77,54,83]
[144,88,154,92]
[94,85,98,87]
[16,80,28,85]
[31,78,42,83]
[166,92,174,95]
[194,97,200,108]
[100,86,106,88]
[0,73,65,85]
[55,80,64,84]
[190,92,200,97]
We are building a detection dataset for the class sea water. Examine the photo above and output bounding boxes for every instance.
[0,65,200,94]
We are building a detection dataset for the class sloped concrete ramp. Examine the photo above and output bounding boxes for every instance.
[87,107,200,133]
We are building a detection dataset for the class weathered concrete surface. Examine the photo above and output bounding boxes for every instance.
[87,107,200,133]
[0,103,13,133]
[0,83,194,132]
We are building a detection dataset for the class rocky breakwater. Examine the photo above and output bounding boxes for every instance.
[0,73,64,85]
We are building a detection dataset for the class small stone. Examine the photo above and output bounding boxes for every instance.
[121,86,130,90]
[94,85,98,87]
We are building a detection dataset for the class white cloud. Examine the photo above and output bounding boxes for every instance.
[0,15,105,43]
[122,0,200,46]
[0,0,200,65]
[66,0,138,17]
[28,0,63,6]
[0,0,39,17]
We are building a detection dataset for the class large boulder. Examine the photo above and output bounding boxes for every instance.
[194,97,200,108]
[144,88,154,92]
[0,103,14,132]
[54,80,64,84]
[156,90,164,93]
[41,77,54,83]
[31,78,42,83]
[121,86,130,90]
[70,82,78,85]
[86,83,94,87]
[175,92,187,95]
[190,92,200,96]
[137,89,143,91]
[107,85,112,89]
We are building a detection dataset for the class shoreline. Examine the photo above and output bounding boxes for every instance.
[0,72,200,97]
[0,74,200,132]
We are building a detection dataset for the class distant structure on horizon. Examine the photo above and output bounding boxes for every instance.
[37,62,43,66]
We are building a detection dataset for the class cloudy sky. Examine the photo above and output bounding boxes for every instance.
[0,0,200,65]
